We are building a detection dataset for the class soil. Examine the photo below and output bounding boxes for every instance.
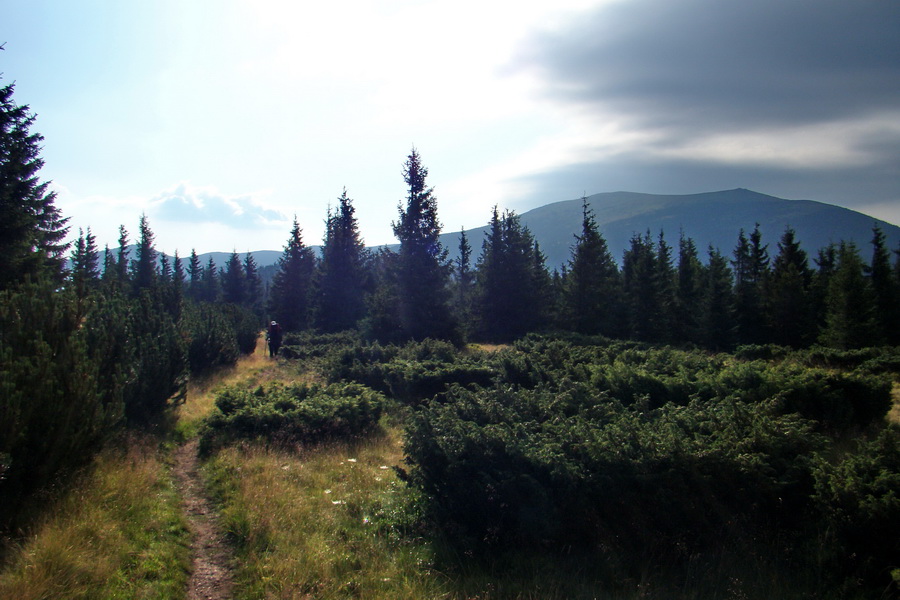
[173,439,235,600]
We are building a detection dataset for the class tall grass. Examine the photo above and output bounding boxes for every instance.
[0,435,190,599]
[203,428,448,599]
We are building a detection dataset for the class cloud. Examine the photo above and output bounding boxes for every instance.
[149,183,286,229]
[517,0,900,133]
[499,0,900,223]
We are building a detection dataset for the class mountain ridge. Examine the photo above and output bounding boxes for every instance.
[176,189,898,271]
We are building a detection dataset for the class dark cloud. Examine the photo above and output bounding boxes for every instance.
[151,184,285,229]
[517,0,900,133]
[507,0,900,220]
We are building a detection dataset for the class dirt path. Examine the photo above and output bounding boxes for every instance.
[173,438,234,600]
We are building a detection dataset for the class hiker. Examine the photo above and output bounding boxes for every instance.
[266,320,283,357]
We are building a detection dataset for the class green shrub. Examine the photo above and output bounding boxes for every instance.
[183,301,239,374]
[200,381,386,454]
[811,426,900,593]
[404,382,825,554]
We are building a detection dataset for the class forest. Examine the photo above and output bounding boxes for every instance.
[2,79,900,598]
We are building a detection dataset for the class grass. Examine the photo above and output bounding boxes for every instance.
[0,434,190,600]
[203,427,447,599]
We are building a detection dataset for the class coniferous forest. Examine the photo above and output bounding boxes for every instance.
[2,79,900,598]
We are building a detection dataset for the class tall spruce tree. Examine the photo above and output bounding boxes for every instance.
[868,226,898,344]
[451,228,475,336]
[130,214,157,294]
[70,228,100,300]
[0,83,69,287]
[187,249,202,300]
[269,217,316,331]
[563,197,620,336]
[767,227,813,347]
[391,148,458,342]
[243,252,263,317]
[674,232,705,344]
[316,189,368,332]
[732,225,770,344]
[702,246,736,350]
[221,251,246,305]
[201,256,219,303]
[622,231,672,343]
[820,242,878,349]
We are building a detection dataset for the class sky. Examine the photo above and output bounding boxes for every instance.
[3,0,899,255]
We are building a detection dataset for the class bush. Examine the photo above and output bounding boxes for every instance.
[183,302,240,374]
[200,381,386,454]
[811,426,900,593]
[404,382,825,554]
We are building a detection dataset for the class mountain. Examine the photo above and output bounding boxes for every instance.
[438,189,900,271]
[160,189,897,273]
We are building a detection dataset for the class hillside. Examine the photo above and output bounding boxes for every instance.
[440,188,900,270]
[185,189,899,272]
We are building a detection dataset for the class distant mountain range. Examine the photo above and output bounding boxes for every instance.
[189,189,899,272]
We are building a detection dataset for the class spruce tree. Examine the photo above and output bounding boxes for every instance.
[0,83,69,287]
[316,189,368,332]
[391,148,458,342]
[70,227,100,300]
[622,231,671,343]
[243,252,263,317]
[269,217,316,331]
[201,256,219,303]
[563,197,620,336]
[116,225,130,289]
[452,228,475,336]
[732,225,770,344]
[187,249,202,300]
[820,242,878,349]
[130,214,157,293]
[673,232,705,344]
[221,250,246,305]
[767,228,813,347]
[868,226,898,344]
[475,208,549,341]
[702,246,736,350]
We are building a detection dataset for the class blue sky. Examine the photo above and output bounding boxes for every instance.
[3,0,899,254]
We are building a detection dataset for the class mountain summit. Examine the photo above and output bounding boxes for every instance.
[440,189,900,270]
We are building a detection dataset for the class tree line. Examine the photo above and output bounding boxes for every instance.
[256,149,900,353]
[2,78,899,532]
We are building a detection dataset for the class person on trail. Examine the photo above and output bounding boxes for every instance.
[266,320,283,358]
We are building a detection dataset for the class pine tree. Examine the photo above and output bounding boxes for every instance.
[474,208,548,341]
[269,217,316,331]
[187,249,202,300]
[820,242,878,349]
[451,228,475,336]
[243,252,263,317]
[391,148,458,342]
[0,83,69,287]
[563,197,621,336]
[316,189,368,332]
[868,226,898,344]
[702,246,736,350]
[622,231,672,342]
[732,225,770,344]
[201,256,219,303]
[767,228,813,347]
[130,214,157,293]
[221,251,246,305]
[70,228,100,300]
[673,232,705,344]
[116,225,130,289]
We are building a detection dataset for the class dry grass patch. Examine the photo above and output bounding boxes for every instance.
[0,435,190,599]
[889,382,900,424]
[203,428,446,600]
